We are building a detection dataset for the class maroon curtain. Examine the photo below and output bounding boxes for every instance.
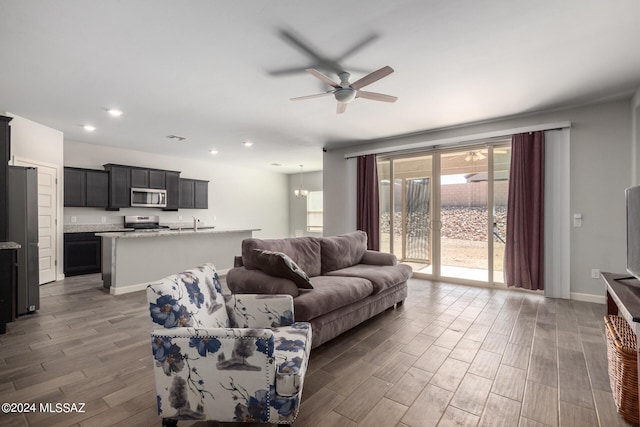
[357,154,380,250]
[505,131,545,290]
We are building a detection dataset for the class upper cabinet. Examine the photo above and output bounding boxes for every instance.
[64,167,108,208]
[103,164,131,210]
[130,167,167,189]
[164,171,180,211]
[64,163,204,211]
[179,178,208,209]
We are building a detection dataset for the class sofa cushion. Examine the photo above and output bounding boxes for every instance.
[293,275,374,321]
[320,231,367,274]
[325,263,413,294]
[242,237,322,277]
[253,249,313,289]
[226,267,300,297]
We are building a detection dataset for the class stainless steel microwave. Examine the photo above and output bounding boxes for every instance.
[131,187,167,208]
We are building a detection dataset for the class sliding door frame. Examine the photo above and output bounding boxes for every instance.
[380,140,510,286]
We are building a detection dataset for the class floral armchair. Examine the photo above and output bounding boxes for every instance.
[146,263,312,426]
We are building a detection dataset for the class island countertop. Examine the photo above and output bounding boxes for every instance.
[96,227,258,238]
[0,241,21,250]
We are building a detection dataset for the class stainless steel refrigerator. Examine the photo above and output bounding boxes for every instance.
[8,166,39,314]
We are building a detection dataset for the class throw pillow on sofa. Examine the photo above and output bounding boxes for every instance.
[253,249,314,289]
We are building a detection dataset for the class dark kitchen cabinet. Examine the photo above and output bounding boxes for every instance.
[149,170,166,189]
[103,164,131,210]
[194,180,208,209]
[0,248,18,333]
[179,178,208,209]
[64,168,108,208]
[64,168,86,207]
[64,233,101,276]
[131,168,149,188]
[1,116,12,241]
[86,170,109,207]
[164,171,180,210]
[179,179,195,209]
[131,168,167,189]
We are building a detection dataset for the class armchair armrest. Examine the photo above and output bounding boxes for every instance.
[150,327,276,422]
[361,250,397,266]
[225,294,295,328]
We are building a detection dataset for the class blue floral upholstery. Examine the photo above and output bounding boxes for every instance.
[146,263,312,425]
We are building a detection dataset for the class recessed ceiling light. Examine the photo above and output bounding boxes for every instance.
[83,125,96,132]
[243,141,253,147]
[209,149,218,155]
[271,163,282,167]
[107,108,123,117]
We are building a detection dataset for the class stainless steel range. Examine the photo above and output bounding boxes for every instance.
[124,215,169,231]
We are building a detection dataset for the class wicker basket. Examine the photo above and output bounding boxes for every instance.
[604,315,639,424]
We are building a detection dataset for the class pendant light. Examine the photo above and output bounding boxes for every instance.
[294,165,308,198]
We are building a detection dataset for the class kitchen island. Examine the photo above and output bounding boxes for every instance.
[96,227,258,295]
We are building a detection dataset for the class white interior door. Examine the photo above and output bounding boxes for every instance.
[14,159,58,284]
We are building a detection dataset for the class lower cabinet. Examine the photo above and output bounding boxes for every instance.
[64,233,101,276]
[0,249,17,333]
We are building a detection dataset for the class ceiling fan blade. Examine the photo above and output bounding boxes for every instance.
[290,92,334,101]
[356,90,398,103]
[306,69,340,88]
[336,103,347,114]
[350,65,394,90]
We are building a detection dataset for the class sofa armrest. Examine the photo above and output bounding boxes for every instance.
[227,267,300,297]
[226,294,295,328]
[360,250,397,266]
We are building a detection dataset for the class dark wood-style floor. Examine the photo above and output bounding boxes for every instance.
[0,274,633,427]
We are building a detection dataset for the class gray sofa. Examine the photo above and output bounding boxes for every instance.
[226,231,412,348]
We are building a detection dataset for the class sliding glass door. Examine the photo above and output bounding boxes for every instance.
[378,142,510,285]
[378,155,433,271]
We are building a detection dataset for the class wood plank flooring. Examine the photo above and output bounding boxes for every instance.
[0,274,633,427]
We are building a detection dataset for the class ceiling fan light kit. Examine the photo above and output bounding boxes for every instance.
[291,66,397,114]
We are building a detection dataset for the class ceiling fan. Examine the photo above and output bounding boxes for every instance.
[291,66,398,114]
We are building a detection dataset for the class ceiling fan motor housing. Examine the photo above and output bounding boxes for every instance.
[334,87,356,103]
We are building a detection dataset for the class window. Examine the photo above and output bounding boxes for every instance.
[307,191,323,233]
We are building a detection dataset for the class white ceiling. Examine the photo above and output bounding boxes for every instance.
[1,1,640,174]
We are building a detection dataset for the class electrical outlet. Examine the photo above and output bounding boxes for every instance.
[178,215,182,221]
[101,216,106,223]
[591,269,601,279]
[71,216,77,223]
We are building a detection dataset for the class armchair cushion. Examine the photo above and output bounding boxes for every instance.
[226,294,295,328]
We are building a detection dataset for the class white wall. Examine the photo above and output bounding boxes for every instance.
[323,98,633,300]
[7,113,65,281]
[64,140,289,238]
[633,89,640,185]
[288,170,322,237]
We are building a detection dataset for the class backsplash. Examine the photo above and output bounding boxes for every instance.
[63,207,215,228]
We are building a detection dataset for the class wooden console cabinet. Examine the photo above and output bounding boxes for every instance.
[603,272,640,421]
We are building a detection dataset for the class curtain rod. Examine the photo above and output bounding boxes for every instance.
[343,121,571,159]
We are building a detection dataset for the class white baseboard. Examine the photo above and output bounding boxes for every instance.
[570,292,606,304]
[108,268,230,295]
